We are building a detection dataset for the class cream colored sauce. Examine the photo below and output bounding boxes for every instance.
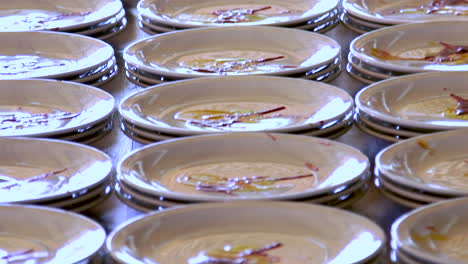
[0,54,74,77]
[0,9,88,31]
[0,165,70,201]
[150,232,328,264]
[163,3,307,24]
[0,105,78,136]
[157,161,318,197]
[414,158,468,190]
[174,50,294,74]
[413,220,468,261]
[154,101,319,131]
[394,95,468,121]
[365,0,468,18]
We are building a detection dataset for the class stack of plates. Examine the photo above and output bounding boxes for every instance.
[114,133,370,212]
[374,129,468,209]
[355,72,468,143]
[137,0,340,34]
[119,76,354,143]
[347,21,468,84]
[123,26,342,86]
[0,31,117,86]
[392,197,468,264]
[0,0,127,40]
[0,204,106,263]
[0,138,113,212]
[0,79,115,144]
[107,202,386,263]
[342,0,468,34]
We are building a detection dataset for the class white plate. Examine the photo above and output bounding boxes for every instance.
[0,204,106,264]
[0,137,113,203]
[346,63,382,84]
[392,197,468,264]
[73,8,126,36]
[0,31,114,80]
[0,0,123,32]
[343,0,468,25]
[374,178,423,209]
[356,71,468,130]
[68,56,116,83]
[137,0,338,28]
[123,26,340,78]
[118,133,369,202]
[354,117,404,142]
[119,76,353,135]
[376,129,468,196]
[107,201,385,264]
[350,21,468,73]
[356,112,424,138]
[0,79,115,137]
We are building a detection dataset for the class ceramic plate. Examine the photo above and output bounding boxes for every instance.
[0,79,115,137]
[356,112,424,138]
[73,8,126,36]
[0,137,112,203]
[356,71,468,130]
[376,129,468,196]
[123,26,340,78]
[392,197,468,264]
[118,133,369,202]
[137,0,338,28]
[107,201,384,264]
[119,76,353,135]
[343,0,468,25]
[0,0,123,32]
[354,116,404,142]
[0,31,114,80]
[0,204,106,264]
[350,21,468,73]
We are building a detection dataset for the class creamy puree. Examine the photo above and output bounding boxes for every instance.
[372,0,468,18]
[161,3,309,24]
[158,161,318,197]
[414,158,468,190]
[149,233,327,264]
[0,54,74,77]
[154,101,319,131]
[0,9,89,31]
[412,221,468,261]
[175,50,294,74]
[393,95,468,121]
[0,105,79,136]
[0,165,69,201]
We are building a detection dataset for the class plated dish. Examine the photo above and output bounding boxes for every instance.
[138,0,339,27]
[376,129,468,196]
[107,201,385,264]
[119,76,353,135]
[0,31,115,80]
[0,204,106,264]
[350,21,468,73]
[393,197,468,264]
[343,0,468,25]
[0,137,113,204]
[0,0,123,32]
[117,133,369,202]
[0,79,115,138]
[123,26,341,79]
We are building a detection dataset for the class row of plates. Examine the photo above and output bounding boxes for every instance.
[107,201,386,264]
[373,129,468,209]
[114,132,370,210]
[123,26,342,86]
[353,71,468,143]
[346,21,468,84]
[0,138,113,213]
[119,76,355,143]
[0,79,115,144]
[136,0,340,34]
[0,31,118,86]
[391,197,468,264]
